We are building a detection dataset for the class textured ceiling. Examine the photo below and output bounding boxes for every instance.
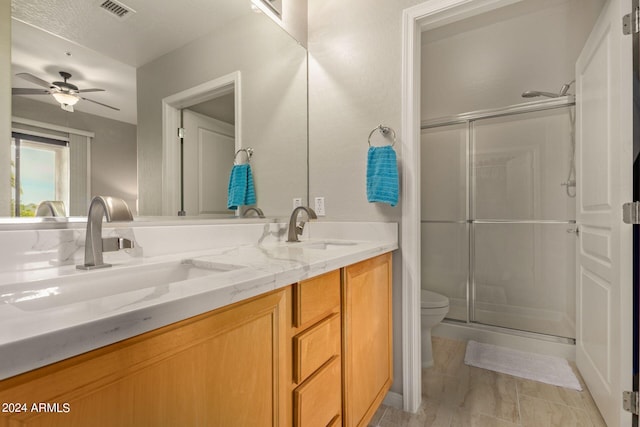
[11,0,250,66]
[10,0,254,124]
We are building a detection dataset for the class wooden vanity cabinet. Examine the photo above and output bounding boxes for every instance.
[290,252,393,427]
[0,252,394,427]
[342,252,393,427]
[0,289,289,427]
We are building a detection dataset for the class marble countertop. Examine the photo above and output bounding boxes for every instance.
[0,227,397,380]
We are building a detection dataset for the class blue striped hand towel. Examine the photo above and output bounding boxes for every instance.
[227,164,256,210]
[367,145,399,207]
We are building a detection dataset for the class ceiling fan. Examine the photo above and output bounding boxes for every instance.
[12,71,120,112]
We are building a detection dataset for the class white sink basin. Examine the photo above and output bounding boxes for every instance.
[298,240,359,250]
[0,260,245,312]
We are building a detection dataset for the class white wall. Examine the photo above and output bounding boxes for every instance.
[308,0,425,397]
[282,0,308,46]
[308,0,429,222]
[137,11,307,217]
[0,1,10,216]
[12,97,138,214]
[258,0,307,46]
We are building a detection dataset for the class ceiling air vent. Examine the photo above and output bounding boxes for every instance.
[98,0,136,20]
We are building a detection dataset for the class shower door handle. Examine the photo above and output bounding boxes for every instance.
[567,227,579,235]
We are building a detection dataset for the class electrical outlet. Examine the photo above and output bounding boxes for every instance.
[314,197,326,216]
[293,198,303,209]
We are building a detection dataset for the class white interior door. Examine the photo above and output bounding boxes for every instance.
[575,0,633,425]
[183,110,235,216]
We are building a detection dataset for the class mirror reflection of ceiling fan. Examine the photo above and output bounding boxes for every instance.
[11,71,120,112]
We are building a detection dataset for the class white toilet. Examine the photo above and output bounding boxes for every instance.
[421,289,450,368]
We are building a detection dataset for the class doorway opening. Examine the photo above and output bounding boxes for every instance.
[181,93,236,216]
[401,1,632,425]
[161,71,241,216]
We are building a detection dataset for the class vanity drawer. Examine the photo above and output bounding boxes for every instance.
[293,356,341,427]
[293,313,341,384]
[294,270,340,328]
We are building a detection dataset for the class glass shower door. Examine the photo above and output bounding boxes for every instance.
[471,108,577,339]
[420,124,469,322]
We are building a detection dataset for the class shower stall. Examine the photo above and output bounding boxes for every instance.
[420,96,577,341]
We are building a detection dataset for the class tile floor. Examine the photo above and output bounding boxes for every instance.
[369,336,607,427]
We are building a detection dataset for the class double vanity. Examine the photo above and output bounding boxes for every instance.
[0,218,397,426]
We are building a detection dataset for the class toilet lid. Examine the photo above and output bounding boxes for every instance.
[421,290,449,309]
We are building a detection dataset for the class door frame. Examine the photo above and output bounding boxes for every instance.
[632,1,639,426]
[400,0,526,412]
[161,71,241,216]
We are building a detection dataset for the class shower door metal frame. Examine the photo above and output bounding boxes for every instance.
[422,96,577,342]
[420,96,575,130]
[468,120,474,325]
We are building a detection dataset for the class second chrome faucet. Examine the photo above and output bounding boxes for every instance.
[287,206,317,242]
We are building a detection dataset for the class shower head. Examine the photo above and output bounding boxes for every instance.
[521,80,575,99]
[521,90,561,98]
[559,80,575,96]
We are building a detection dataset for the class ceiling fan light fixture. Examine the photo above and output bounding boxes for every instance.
[52,92,79,106]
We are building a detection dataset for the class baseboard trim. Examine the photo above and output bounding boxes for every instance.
[382,391,403,409]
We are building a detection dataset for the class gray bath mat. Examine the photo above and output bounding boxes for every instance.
[464,340,582,391]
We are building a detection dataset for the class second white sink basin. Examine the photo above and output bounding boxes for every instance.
[0,260,246,312]
[298,240,359,250]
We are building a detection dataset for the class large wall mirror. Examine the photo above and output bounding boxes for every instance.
[5,0,307,220]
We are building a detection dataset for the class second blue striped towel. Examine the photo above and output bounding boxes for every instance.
[366,145,399,207]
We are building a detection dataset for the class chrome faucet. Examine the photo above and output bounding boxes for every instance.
[287,206,317,242]
[35,200,66,217]
[77,196,134,270]
[242,207,265,218]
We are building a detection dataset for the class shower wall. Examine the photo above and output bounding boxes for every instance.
[420,0,605,120]
[421,106,576,338]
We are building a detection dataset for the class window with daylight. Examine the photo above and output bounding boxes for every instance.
[10,132,70,217]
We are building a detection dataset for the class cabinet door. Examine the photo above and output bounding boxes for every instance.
[343,253,393,427]
[0,289,289,427]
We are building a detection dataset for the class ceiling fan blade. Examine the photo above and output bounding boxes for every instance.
[16,72,54,89]
[12,88,51,95]
[77,88,105,93]
[81,97,120,111]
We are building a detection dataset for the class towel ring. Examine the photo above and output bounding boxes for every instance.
[234,148,254,165]
[368,125,396,147]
